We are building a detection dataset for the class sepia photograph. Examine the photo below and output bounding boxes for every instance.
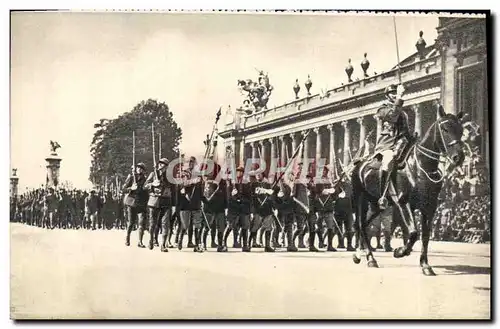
[9,9,491,320]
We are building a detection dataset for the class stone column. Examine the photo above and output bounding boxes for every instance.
[279,135,286,166]
[376,114,382,141]
[357,116,366,149]
[413,104,422,138]
[341,120,351,165]
[251,141,258,162]
[327,124,335,166]
[303,130,310,164]
[259,139,267,172]
[313,127,322,176]
[293,131,301,153]
[270,137,277,171]
[10,169,19,199]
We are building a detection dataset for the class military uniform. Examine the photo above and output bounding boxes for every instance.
[251,176,276,252]
[314,173,340,252]
[201,175,228,251]
[177,159,204,252]
[85,190,100,230]
[374,84,411,209]
[145,158,176,252]
[122,163,148,247]
[223,167,252,252]
[274,176,296,251]
[293,175,319,252]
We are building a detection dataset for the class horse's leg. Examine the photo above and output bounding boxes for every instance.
[420,205,438,276]
[393,198,418,258]
[361,204,379,268]
[352,195,362,265]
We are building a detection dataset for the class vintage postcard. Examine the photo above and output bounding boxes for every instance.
[9,10,491,320]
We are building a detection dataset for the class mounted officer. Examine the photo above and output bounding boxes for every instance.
[375,84,412,209]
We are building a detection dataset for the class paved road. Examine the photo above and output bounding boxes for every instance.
[10,223,490,319]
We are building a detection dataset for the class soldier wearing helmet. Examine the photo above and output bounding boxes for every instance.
[122,162,148,248]
[374,84,411,209]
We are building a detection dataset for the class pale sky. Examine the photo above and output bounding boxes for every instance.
[10,11,438,190]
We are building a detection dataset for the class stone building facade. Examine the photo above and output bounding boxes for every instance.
[219,16,488,177]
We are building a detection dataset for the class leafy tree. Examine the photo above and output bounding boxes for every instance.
[89,99,182,189]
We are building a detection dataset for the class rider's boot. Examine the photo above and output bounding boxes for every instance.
[378,169,390,210]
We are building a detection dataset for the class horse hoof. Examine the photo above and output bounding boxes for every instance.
[422,267,437,276]
[367,260,379,268]
[393,247,406,259]
[352,254,361,264]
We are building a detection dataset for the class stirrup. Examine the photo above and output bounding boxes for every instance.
[378,196,388,209]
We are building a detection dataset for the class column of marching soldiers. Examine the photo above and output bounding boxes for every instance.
[15,152,393,254]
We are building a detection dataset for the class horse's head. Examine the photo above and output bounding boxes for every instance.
[433,104,466,168]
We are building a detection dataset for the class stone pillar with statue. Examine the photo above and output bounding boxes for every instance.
[10,168,19,199]
[45,140,62,189]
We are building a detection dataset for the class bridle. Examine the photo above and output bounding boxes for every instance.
[414,118,462,184]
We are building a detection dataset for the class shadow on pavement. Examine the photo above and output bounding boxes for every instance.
[434,265,491,276]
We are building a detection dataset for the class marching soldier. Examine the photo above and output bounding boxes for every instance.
[222,165,252,252]
[122,162,148,248]
[293,172,319,252]
[274,168,296,251]
[201,163,228,252]
[250,170,276,252]
[144,158,177,251]
[43,187,60,229]
[314,165,340,252]
[85,189,100,230]
[177,156,204,252]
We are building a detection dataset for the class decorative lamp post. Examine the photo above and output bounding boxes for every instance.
[45,141,62,189]
[293,79,301,99]
[305,75,312,96]
[361,52,370,78]
[345,58,354,83]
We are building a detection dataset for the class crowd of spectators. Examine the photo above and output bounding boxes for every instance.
[432,166,491,244]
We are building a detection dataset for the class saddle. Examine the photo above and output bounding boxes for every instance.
[363,135,416,171]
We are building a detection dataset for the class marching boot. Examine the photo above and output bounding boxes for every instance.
[272,229,281,248]
[376,234,383,250]
[137,223,146,248]
[378,169,390,210]
[384,233,393,252]
[292,230,300,248]
[217,231,225,252]
[317,230,325,249]
[175,226,181,247]
[187,223,195,248]
[298,230,307,248]
[210,225,218,248]
[287,230,298,252]
[337,232,346,249]
[177,229,185,250]
[202,228,209,250]
[256,229,264,248]
[233,229,241,248]
[327,229,337,252]
[161,230,169,252]
[194,228,204,253]
[309,231,319,252]
[242,229,251,252]
[248,232,256,249]
[264,231,275,252]
[125,234,130,247]
[222,227,231,251]
[346,233,356,252]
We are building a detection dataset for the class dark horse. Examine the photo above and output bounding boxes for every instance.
[351,105,466,276]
